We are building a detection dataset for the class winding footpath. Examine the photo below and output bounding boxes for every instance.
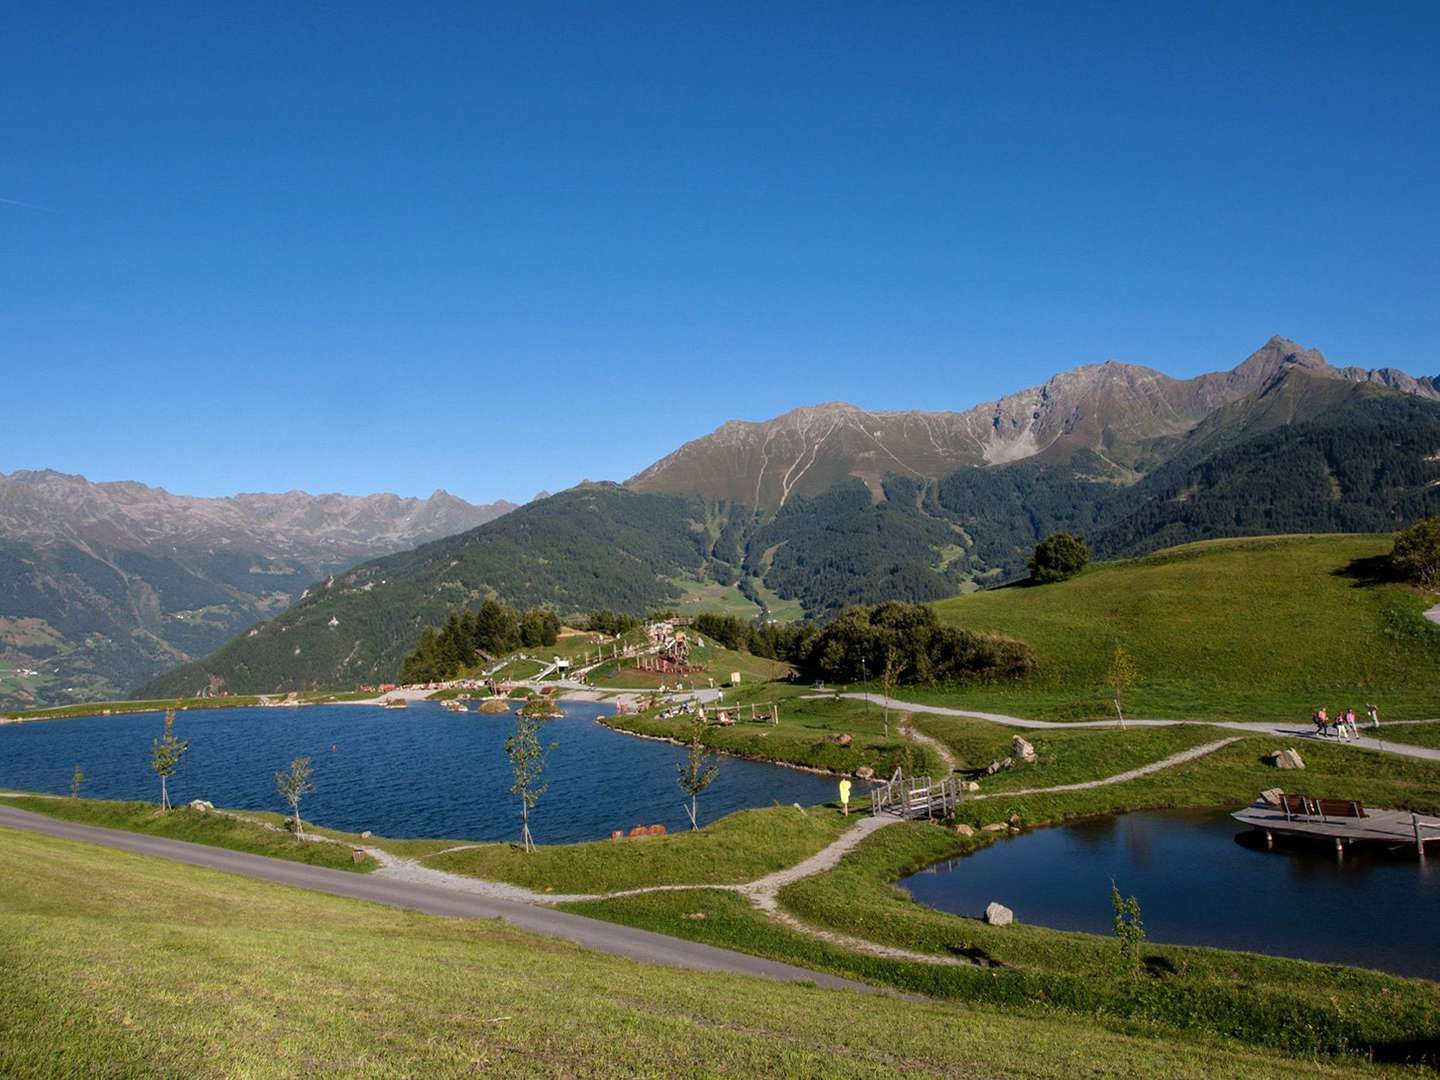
[825,692,1440,763]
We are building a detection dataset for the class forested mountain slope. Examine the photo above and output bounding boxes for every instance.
[138,337,1440,697]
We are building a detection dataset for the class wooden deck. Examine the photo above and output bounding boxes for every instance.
[1232,801,1440,854]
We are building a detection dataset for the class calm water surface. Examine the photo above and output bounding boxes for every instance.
[0,702,838,843]
[901,808,1440,979]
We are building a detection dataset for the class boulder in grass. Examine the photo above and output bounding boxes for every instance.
[1265,748,1306,770]
[1259,788,1285,808]
[187,799,213,812]
[832,733,854,747]
[981,822,1008,833]
[854,766,875,780]
[984,902,1014,927]
[953,823,976,837]
[1011,736,1037,764]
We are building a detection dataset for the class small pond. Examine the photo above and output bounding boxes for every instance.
[0,701,840,844]
[900,807,1440,979]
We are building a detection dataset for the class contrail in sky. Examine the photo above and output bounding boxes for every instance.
[0,196,55,212]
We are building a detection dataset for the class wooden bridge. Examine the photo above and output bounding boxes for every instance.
[870,770,965,821]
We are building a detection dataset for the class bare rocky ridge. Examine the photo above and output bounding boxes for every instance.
[0,472,515,708]
[627,336,1440,508]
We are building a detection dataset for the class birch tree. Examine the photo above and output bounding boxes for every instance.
[1108,645,1138,730]
[275,756,316,838]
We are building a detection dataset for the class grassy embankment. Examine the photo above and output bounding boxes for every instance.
[567,732,1440,1069]
[0,795,378,872]
[421,804,852,894]
[920,534,1440,723]
[4,827,1387,1080]
[3,794,854,895]
[1369,721,1440,750]
[607,685,947,777]
[2,689,375,723]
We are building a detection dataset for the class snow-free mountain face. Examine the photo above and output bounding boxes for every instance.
[0,473,515,709]
[627,337,1440,507]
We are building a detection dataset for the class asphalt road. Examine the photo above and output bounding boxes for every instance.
[0,803,881,996]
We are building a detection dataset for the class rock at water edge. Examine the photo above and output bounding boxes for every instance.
[985,902,1014,927]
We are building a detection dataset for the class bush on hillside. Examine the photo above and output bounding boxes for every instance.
[1391,518,1440,586]
[1028,533,1090,584]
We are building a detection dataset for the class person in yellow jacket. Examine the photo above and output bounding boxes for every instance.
[838,778,852,816]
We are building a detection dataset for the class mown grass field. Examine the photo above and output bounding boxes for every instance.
[1370,721,1440,750]
[926,534,1440,722]
[4,827,1387,1080]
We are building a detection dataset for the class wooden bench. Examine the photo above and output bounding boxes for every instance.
[1279,794,1366,821]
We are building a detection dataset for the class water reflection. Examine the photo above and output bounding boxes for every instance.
[901,807,1440,979]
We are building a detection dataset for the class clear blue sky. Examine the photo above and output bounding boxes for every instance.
[4,2,1437,505]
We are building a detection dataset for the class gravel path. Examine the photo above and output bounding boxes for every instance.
[822,693,1440,762]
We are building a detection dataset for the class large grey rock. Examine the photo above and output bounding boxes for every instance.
[953,823,976,837]
[981,822,1008,833]
[1259,788,1285,808]
[1266,748,1306,770]
[984,902,1014,927]
[1011,735,1037,764]
[854,766,875,780]
[187,799,213,812]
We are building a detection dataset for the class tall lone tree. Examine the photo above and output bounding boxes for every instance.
[676,716,719,831]
[505,710,554,853]
[150,707,188,811]
[275,756,316,838]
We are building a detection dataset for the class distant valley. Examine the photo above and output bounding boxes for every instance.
[132,336,1440,700]
[0,472,513,708]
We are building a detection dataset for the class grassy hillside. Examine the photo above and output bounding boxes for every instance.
[928,534,1440,721]
[0,828,1381,1079]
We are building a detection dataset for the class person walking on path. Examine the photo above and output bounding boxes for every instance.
[1345,708,1358,739]
[1313,707,1329,738]
[1367,704,1380,730]
[1336,708,1350,743]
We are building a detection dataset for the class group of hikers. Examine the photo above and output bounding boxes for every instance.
[1311,704,1379,741]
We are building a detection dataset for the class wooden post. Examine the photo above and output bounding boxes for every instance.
[1416,813,1425,858]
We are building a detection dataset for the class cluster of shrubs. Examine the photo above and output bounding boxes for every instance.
[694,604,1033,688]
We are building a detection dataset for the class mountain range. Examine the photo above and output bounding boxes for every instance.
[11,335,1440,705]
[0,472,513,708]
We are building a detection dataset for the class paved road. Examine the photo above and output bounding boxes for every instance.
[0,804,883,997]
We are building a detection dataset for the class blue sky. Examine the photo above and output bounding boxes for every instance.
[3,2,1437,505]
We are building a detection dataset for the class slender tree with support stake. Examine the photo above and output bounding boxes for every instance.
[1107,645,1138,730]
[275,756,316,838]
[676,715,719,831]
[150,707,188,811]
[506,709,554,853]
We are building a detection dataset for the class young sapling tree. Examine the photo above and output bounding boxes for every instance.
[150,707,188,811]
[506,710,555,853]
[676,715,719,831]
[1107,645,1138,730]
[70,764,84,799]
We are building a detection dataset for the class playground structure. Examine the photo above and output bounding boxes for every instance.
[634,623,703,676]
[870,768,966,821]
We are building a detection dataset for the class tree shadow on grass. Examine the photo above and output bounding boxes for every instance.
[1367,1036,1439,1069]
[1331,554,1396,589]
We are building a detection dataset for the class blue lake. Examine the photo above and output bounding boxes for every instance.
[0,701,839,844]
[901,808,1440,979]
